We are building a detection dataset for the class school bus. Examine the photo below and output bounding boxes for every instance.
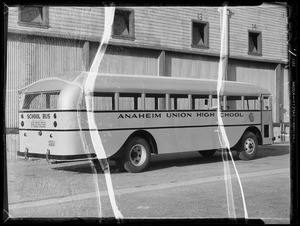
[18,71,273,172]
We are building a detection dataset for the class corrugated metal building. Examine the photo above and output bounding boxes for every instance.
[6,4,289,160]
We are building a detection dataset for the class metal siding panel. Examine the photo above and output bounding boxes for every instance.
[8,6,288,62]
[96,46,158,76]
[166,52,219,79]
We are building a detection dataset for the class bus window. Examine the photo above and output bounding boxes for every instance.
[226,96,245,110]
[141,94,165,110]
[244,96,260,110]
[22,92,60,110]
[119,93,140,110]
[93,93,114,111]
[193,95,209,110]
[211,95,219,109]
[170,94,189,110]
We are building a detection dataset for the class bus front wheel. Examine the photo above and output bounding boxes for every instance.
[122,137,151,173]
[237,131,258,160]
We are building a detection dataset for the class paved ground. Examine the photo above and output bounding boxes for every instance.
[6,144,290,223]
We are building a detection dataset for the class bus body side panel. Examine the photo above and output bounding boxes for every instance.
[149,125,261,154]
[94,110,262,155]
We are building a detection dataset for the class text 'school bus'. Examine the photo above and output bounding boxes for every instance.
[18,71,274,173]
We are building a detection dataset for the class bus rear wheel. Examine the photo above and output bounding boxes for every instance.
[237,131,258,160]
[198,150,216,157]
[122,137,151,173]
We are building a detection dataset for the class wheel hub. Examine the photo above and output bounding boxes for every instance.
[245,138,255,155]
[130,144,146,166]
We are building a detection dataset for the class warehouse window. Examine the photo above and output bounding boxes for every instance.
[112,9,135,40]
[248,31,262,55]
[191,20,209,48]
[18,6,49,28]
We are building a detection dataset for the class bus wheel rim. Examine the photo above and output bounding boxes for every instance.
[129,144,146,166]
[244,138,255,155]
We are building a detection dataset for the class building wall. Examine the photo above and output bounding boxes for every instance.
[165,52,219,79]
[8,5,288,63]
[90,45,159,76]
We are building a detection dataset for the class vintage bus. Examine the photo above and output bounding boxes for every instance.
[18,71,274,173]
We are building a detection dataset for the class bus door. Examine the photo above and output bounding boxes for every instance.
[261,95,273,144]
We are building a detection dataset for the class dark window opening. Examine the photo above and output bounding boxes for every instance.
[248,31,262,55]
[18,6,49,28]
[192,21,209,48]
[113,9,134,39]
[264,125,269,138]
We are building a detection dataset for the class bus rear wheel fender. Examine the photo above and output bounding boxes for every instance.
[122,137,151,173]
[237,131,258,160]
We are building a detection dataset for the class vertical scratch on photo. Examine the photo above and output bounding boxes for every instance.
[82,6,123,220]
[217,5,248,219]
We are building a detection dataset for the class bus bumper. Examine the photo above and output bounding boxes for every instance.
[17,150,97,162]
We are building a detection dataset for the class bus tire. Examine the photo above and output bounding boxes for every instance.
[237,131,258,160]
[198,150,216,157]
[122,137,151,173]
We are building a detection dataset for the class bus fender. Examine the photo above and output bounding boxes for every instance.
[114,130,158,158]
[233,126,262,150]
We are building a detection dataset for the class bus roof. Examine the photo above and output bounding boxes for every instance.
[20,71,271,96]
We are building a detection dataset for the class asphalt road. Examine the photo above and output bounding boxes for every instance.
[6,144,290,223]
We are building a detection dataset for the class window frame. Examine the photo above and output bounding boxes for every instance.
[18,6,49,29]
[191,20,209,49]
[112,8,135,40]
[248,30,262,56]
